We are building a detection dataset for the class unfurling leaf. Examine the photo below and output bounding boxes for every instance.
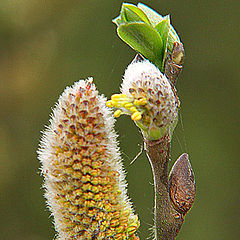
[155,16,170,71]
[113,3,183,73]
[118,22,163,69]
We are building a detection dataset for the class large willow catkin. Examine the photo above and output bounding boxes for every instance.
[38,78,139,240]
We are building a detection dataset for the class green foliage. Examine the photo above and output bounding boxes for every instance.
[113,3,181,72]
[117,23,163,69]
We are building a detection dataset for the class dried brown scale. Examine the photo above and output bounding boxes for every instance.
[164,42,185,87]
[38,79,139,240]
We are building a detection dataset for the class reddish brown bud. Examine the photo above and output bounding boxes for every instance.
[171,42,185,65]
[164,42,185,86]
[169,153,196,215]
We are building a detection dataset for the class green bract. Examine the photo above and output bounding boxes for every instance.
[113,3,181,72]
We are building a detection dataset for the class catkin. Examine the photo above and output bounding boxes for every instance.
[38,79,139,240]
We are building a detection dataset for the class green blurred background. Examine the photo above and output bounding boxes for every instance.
[0,0,239,239]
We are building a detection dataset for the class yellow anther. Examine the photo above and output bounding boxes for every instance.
[139,97,147,105]
[131,111,142,121]
[122,209,131,217]
[120,101,129,107]
[111,94,127,101]
[106,100,114,108]
[124,103,134,109]
[114,109,122,118]
[129,106,138,113]
[111,94,120,100]
[127,225,138,235]
[134,98,147,106]
[133,99,140,105]
[120,93,128,98]
[111,100,119,107]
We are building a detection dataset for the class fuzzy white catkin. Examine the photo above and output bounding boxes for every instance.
[38,79,139,240]
[121,60,179,129]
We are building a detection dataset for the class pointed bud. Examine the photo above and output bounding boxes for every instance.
[169,153,196,215]
[38,79,139,239]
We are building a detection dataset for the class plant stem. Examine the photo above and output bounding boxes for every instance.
[144,134,184,240]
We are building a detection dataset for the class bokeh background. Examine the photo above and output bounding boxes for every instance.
[0,0,239,239]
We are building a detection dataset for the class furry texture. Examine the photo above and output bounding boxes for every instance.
[38,79,139,240]
[121,60,179,129]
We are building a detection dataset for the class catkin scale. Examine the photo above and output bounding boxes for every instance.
[38,79,139,240]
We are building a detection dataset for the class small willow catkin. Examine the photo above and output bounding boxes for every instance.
[121,60,179,129]
[106,60,179,140]
[38,79,140,240]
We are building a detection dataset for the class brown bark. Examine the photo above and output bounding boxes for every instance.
[144,135,184,240]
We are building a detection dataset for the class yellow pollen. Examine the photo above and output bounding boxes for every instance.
[131,112,142,121]
[111,94,127,101]
[134,98,147,106]
[106,100,114,108]
[139,98,147,105]
[124,103,134,109]
[129,107,138,113]
[133,99,140,105]
[127,224,139,235]
[114,110,122,118]
[120,101,130,106]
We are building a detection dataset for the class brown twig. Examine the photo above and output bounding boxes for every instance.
[144,135,183,240]
[144,135,195,240]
